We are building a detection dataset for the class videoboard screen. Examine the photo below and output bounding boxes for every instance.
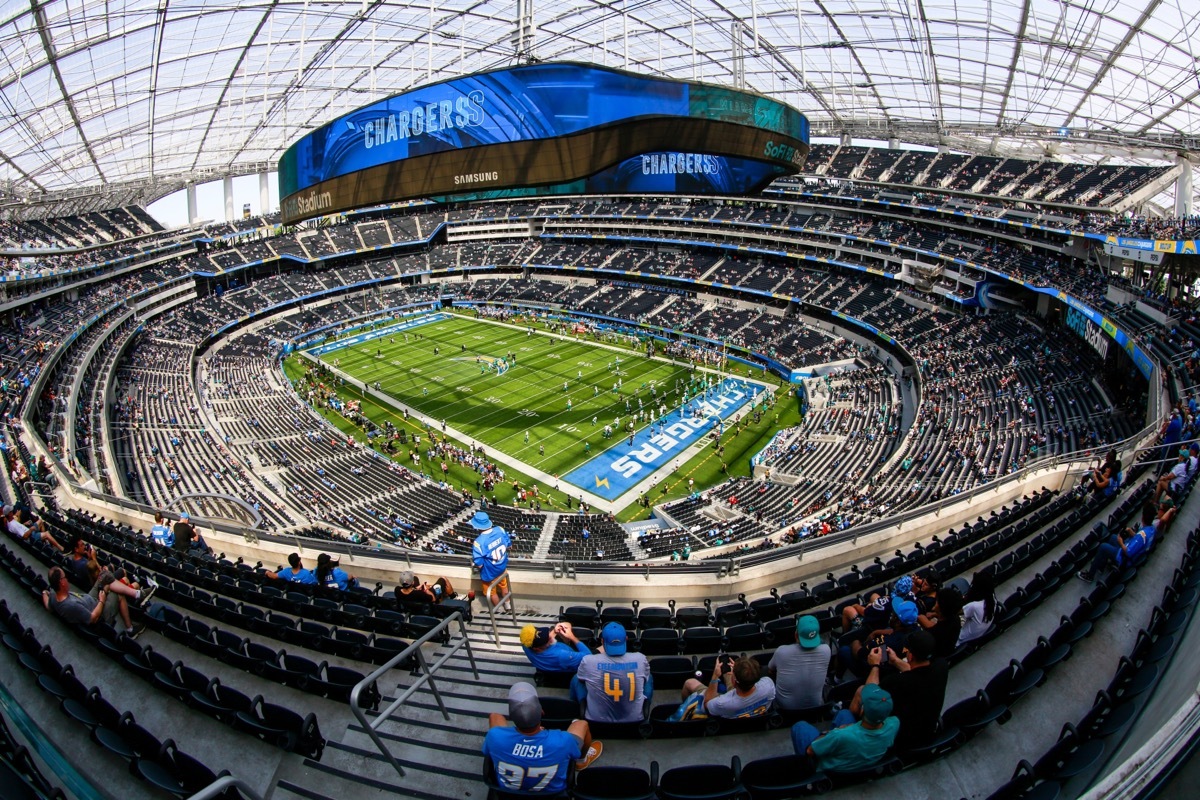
[279,62,809,222]
[430,152,791,203]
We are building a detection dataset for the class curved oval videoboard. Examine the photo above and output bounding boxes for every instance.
[279,62,810,223]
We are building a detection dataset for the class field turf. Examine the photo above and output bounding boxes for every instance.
[316,313,699,483]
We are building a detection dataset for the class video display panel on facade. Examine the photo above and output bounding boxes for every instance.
[279,62,809,222]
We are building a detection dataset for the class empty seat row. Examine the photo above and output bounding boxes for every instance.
[0,600,246,799]
[0,539,326,762]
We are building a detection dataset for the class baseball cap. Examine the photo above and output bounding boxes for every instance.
[905,630,936,661]
[508,682,542,730]
[397,570,417,588]
[1,504,11,515]
[860,684,893,724]
[520,625,551,649]
[601,621,627,656]
[180,512,190,520]
[796,615,821,649]
[894,575,914,596]
[469,511,493,530]
[892,598,919,626]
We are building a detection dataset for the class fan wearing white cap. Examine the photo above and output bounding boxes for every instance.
[469,511,512,609]
[482,682,603,793]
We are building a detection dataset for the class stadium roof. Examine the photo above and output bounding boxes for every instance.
[1,0,1198,212]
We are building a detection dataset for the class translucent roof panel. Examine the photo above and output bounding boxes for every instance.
[0,0,1196,204]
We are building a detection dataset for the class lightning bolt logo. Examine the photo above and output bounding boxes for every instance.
[595,476,610,490]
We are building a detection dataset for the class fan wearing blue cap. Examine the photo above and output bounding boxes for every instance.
[172,512,212,556]
[570,622,653,724]
[470,511,512,609]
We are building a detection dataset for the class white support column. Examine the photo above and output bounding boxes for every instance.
[186,182,198,224]
[1175,156,1193,217]
[259,173,270,215]
[223,176,234,222]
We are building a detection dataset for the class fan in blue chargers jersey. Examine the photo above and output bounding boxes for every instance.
[482,682,603,793]
[471,511,512,609]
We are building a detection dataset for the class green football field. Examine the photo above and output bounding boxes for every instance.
[313,312,700,480]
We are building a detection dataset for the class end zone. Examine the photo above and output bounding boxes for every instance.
[563,379,770,500]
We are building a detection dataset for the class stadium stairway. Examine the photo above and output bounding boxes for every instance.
[532,515,557,561]
[282,482,1195,800]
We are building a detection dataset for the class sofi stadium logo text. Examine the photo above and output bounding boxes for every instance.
[763,140,804,166]
[283,190,333,219]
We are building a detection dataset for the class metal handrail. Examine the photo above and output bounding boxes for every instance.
[23,479,55,501]
[349,609,480,780]
[480,568,518,648]
[185,775,265,800]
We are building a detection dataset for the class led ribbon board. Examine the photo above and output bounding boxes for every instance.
[279,62,810,223]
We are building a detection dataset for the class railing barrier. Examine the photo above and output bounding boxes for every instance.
[481,568,518,648]
[349,609,479,780]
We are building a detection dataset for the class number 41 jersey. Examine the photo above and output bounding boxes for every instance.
[576,653,651,723]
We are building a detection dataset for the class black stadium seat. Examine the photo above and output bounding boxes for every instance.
[131,739,235,798]
[573,763,658,800]
[190,679,257,725]
[741,754,829,799]
[637,629,680,656]
[680,627,722,655]
[636,606,674,630]
[656,758,744,800]
[235,696,325,758]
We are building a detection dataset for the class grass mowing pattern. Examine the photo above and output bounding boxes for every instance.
[286,311,803,520]
[318,313,695,484]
